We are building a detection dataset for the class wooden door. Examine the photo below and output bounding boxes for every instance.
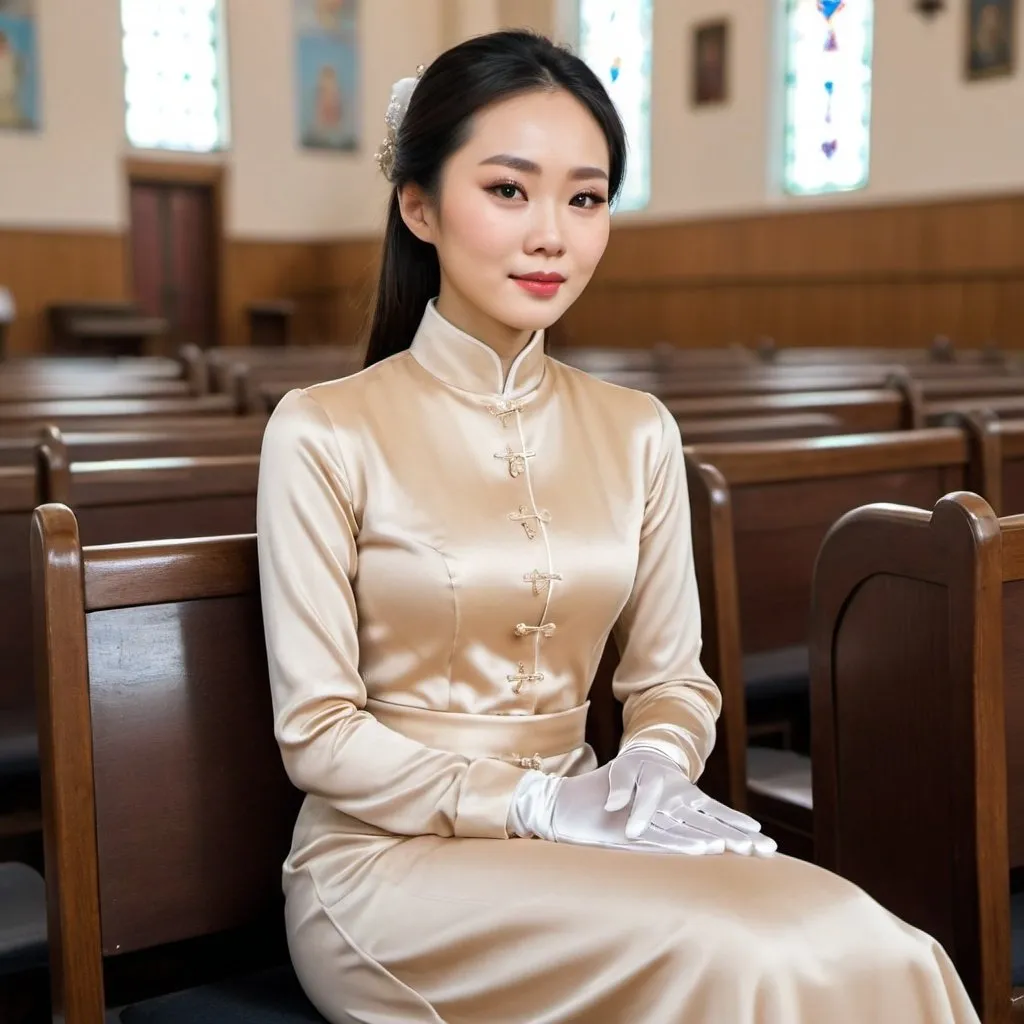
[129,181,217,349]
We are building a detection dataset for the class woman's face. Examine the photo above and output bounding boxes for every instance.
[400,88,612,349]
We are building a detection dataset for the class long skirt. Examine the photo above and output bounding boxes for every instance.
[285,819,979,1024]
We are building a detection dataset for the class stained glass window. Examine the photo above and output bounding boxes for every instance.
[121,0,229,152]
[783,0,873,195]
[578,0,652,212]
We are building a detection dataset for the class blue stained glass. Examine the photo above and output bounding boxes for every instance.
[578,0,652,213]
[121,0,229,152]
[784,0,873,195]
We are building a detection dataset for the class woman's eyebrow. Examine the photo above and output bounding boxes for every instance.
[479,154,609,181]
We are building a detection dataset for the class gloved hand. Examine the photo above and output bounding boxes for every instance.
[507,759,727,855]
[606,744,776,856]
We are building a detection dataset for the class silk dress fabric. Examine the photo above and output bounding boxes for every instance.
[256,301,980,1024]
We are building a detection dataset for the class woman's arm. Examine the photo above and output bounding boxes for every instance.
[257,389,525,839]
[610,396,722,780]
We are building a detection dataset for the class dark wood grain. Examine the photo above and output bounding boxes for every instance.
[32,508,303,1019]
[809,494,1010,1023]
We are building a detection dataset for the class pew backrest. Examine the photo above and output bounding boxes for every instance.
[36,448,260,546]
[809,493,1015,1023]
[32,507,301,1021]
[688,423,996,654]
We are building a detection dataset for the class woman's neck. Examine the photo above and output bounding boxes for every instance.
[435,286,533,381]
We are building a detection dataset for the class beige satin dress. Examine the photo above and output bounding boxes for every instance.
[256,301,980,1024]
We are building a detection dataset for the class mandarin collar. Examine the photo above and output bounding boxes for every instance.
[408,300,546,399]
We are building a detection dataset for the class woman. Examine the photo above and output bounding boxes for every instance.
[257,30,980,1024]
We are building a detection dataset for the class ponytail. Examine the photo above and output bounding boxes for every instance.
[363,192,440,369]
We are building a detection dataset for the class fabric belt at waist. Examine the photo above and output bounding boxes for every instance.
[365,698,590,764]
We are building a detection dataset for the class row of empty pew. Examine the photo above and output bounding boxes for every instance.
[5,339,1024,1021]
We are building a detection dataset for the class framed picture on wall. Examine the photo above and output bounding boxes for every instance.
[966,0,1015,80]
[0,0,40,131]
[692,19,729,107]
[294,0,360,151]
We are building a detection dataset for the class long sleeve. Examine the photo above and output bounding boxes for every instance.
[611,395,722,781]
[257,389,526,840]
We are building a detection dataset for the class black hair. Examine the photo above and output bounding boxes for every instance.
[363,30,626,368]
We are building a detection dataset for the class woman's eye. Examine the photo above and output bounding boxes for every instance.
[489,182,525,201]
[570,192,607,209]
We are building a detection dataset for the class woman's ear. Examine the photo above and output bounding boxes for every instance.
[398,184,436,245]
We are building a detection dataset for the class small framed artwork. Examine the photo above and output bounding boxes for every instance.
[966,0,1015,80]
[692,19,729,107]
[0,0,41,132]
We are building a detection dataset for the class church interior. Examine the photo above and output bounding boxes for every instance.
[2,0,1024,1020]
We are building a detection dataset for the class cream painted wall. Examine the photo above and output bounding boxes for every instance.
[0,0,442,237]
[0,0,125,229]
[553,0,1024,224]
[3,1,1023,236]
[229,0,440,239]
[634,0,1024,222]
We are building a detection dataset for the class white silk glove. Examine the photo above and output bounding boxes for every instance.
[606,745,776,856]
[507,760,726,855]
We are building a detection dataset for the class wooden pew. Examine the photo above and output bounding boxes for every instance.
[685,422,999,852]
[676,413,844,443]
[0,375,196,404]
[0,423,267,470]
[996,420,1024,514]
[930,396,1024,423]
[809,492,1017,1023]
[0,450,260,870]
[664,386,923,433]
[0,395,239,435]
[36,449,259,549]
[0,465,43,859]
[551,344,757,373]
[31,505,330,1022]
[758,336,1007,367]
[204,345,362,395]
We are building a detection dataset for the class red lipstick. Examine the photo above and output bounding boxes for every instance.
[511,272,566,298]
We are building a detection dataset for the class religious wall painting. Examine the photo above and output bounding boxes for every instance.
[0,0,40,132]
[692,20,729,107]
[295,0,359,151]
[966,0,1015,80]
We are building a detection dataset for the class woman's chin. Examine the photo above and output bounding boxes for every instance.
[495,292,574,334]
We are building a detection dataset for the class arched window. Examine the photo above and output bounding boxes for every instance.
[783,0,873,195]
[121,0,229,152]
[578,0,653,212]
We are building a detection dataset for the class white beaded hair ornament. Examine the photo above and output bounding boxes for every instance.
[375,64,425,181]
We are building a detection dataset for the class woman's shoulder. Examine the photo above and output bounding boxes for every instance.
[274,350,415,423]
[547,356,672,435]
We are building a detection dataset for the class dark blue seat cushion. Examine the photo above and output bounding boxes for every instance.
[0,861,47,976]
[1012,890,1024,986]
[118,965,329,1024]
[743,645,809,701]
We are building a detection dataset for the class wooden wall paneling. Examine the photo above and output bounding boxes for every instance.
[223,240,329,347]
[0,230,128,355]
